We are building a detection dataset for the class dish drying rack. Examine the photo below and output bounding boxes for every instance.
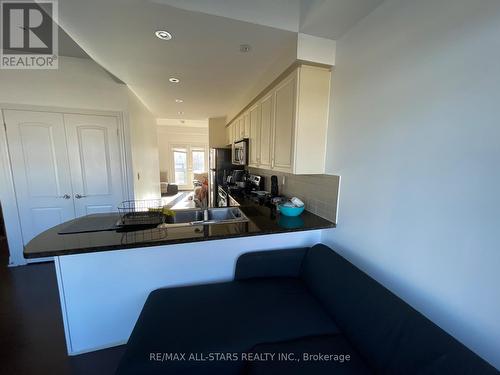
[117,199,165,227]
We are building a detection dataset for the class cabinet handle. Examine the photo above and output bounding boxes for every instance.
[75,194,87,199]
[58,194,71,199]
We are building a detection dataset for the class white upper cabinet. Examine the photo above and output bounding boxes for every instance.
[292,65,331,174]
[272,73,296,173]
[242,112,249,138]
[248,103,261,167]
[230,123,235,144]
[238,115,247,139]
[226,64,331,174]
[235,117,240,141]
[259,92,274,170]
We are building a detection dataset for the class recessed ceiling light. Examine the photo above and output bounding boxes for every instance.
[169,77,180,83]
[175,99,183,103]
[155,30,172,40]
[240,44,251,53]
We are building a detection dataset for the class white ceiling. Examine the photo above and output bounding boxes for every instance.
[300,0,384,39]
[153,0,383,38]
[153,0,301,32]
[58,0,383,120]
[59,0,297,119]
[157,118,208,128]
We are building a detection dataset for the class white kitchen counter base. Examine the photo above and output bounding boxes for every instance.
[54,230,325,355]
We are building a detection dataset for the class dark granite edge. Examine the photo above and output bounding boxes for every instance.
[23,222,335,259]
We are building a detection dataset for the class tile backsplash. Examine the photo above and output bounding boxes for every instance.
[248,167,340,223]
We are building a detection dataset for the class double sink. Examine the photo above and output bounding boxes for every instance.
[164,207,249,227]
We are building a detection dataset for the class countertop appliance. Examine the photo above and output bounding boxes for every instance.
[209,148,233,207]
[247,174,269,200]
[248,174,263,191]
[226,169,247,190]
[232,169,247,188]
[225,173,268,207]
[232,139,248,165]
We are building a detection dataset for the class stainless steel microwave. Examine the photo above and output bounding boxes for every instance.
[232,139,248,165]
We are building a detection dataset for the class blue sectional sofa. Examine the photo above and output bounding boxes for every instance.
[116,244,496,374]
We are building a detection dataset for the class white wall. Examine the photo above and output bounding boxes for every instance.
[0,56,128,110]
[323,0,500,369]
[296,33,336,66]
[157,125,208,182]
[226,39,297,122]
[0,123,24,266]
[0,55,161,201]
[56,230,323,354]
[0,56,161,263]
[127,91,161,200]
[208,117,227,148]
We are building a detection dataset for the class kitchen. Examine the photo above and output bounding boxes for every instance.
[2,0,498,373]
[3,2,340,357]
[19,59,338,356]
[21,62,339,353]
[209,62,339,225]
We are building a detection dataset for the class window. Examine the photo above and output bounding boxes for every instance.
[170,145,207,188]
[173,149,188,185]
[192,150,205,174]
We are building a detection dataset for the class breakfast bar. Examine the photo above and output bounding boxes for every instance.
[24,200,334,355]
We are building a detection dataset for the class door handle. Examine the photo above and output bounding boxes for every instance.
[75,194,87,199]
[58,194,71,199]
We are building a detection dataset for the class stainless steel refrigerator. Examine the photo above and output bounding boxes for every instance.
[209,148,233,207]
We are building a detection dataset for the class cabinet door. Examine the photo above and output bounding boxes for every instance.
[273,74,296,172]
[239,116,244,139]
[64,114,124,217]
[4,110,76,244]
[248,103,261,167]
[225,125,230,145]
[259,93,274,169]
[234,119,240,142]
[243,112,249,138]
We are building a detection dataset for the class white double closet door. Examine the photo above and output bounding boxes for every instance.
[4,109,125,245]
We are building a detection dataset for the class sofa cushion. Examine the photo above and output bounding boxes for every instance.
[235,248,308,280]
[301,244,497,374]
[243,334,372,375]
[117,277,339,375]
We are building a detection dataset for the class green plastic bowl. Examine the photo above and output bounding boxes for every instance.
[278,204,305,217]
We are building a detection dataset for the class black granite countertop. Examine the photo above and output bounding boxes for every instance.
[24,198,335,258]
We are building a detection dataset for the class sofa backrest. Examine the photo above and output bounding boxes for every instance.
[301,244,496,374]
[235,248,307,280]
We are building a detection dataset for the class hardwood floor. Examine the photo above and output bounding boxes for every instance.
[0,238,125,375]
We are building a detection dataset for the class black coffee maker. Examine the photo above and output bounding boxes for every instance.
[227,169,247,189]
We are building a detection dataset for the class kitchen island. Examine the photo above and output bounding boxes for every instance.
[25,200,334,355]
